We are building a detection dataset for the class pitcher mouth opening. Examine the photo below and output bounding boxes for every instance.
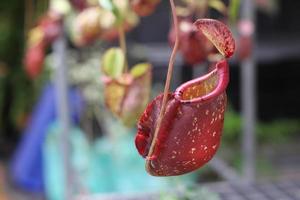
[174,59,229,104]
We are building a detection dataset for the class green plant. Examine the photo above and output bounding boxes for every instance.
[222,107,300,144]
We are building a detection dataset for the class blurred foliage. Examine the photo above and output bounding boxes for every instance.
[0,0,27,137]
[223,106,300,144]
[257,120,300,142]
[0,74,6,130]
[228,0,240,25]
[229,151,276,177]
[0,0,49,144]
[222,106,242,142]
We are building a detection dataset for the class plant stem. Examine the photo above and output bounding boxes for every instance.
[118,25,129,72]
[146,0,179,161]
[25,0,34,39]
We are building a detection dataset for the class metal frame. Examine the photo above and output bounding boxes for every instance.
[208,0,256,184]
[53,33,73,200]
[240,0,256,183]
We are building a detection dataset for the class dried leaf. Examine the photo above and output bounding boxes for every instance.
[229,0,241,24]
[209,0,227,15]
[104,79,127,117]
[121,63,152,126]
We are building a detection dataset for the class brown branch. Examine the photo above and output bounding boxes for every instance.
[146,0,180,161]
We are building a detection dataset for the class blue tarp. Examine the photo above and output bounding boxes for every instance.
[10,83,83,192]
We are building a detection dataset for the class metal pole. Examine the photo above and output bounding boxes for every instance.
[53,33,73,199]
[241,0,256,183]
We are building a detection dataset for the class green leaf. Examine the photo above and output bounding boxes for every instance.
[130,63,150,78]
[99,0,123,24]
[102,48,125,78]
[229,0,240,25]
[208,0,227,15]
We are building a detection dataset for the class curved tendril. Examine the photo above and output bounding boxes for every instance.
[146,0,179,162]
